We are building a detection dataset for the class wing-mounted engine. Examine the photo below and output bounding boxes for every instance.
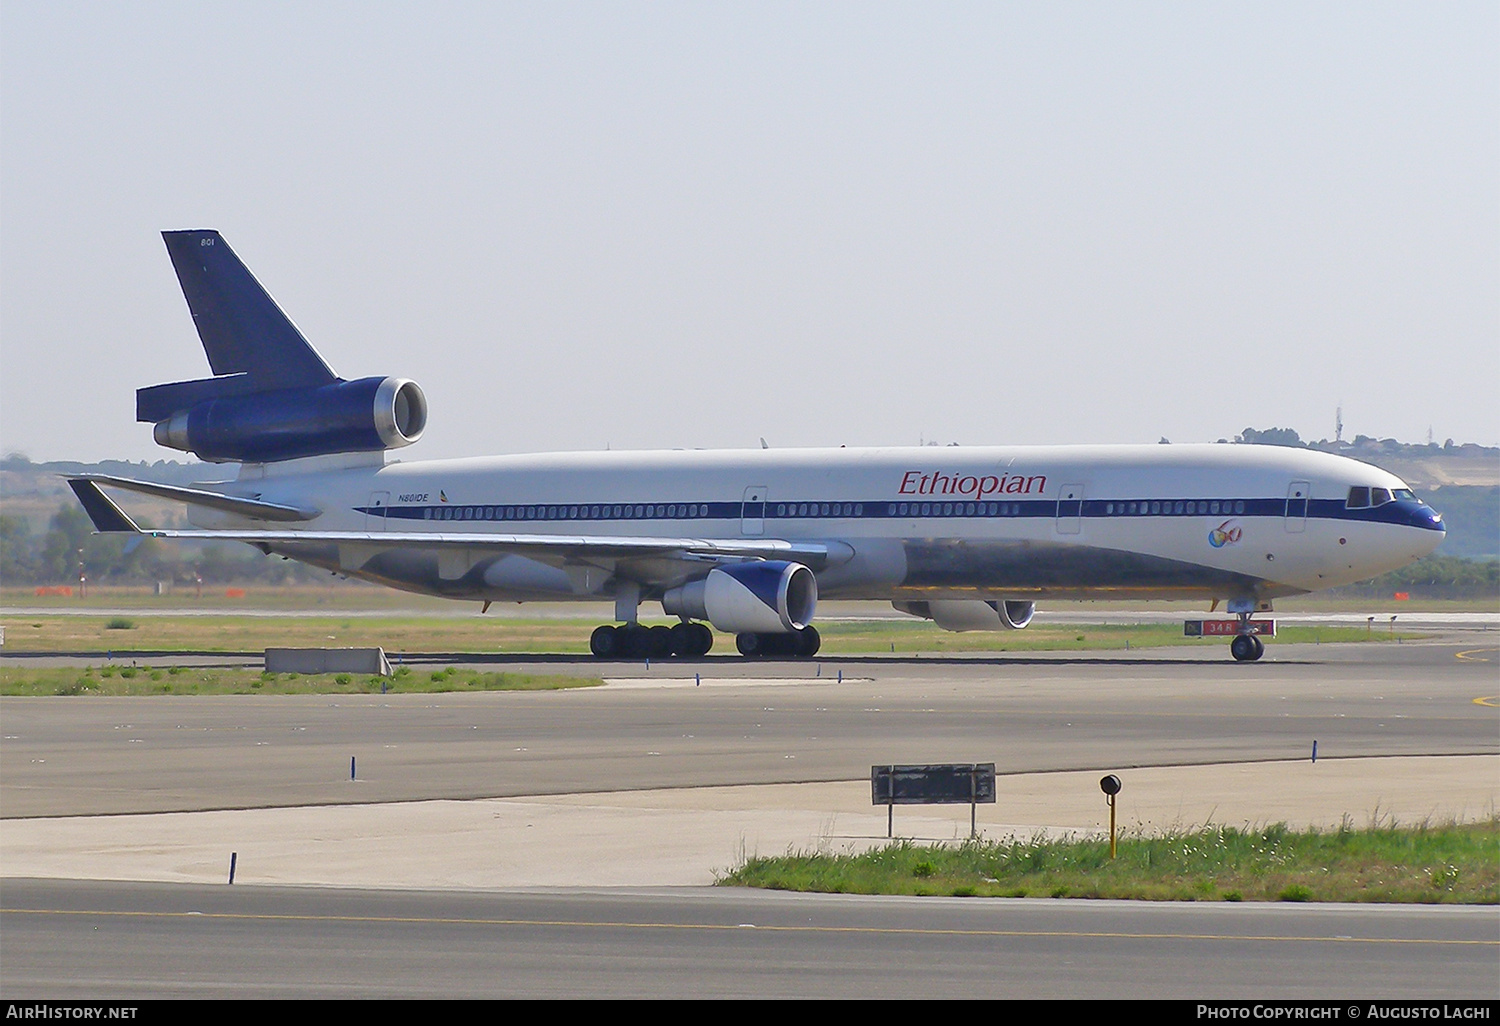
[139,229,426,464]
[894,599,1035,631]
[147,376,426,463]
[662,561,817,634]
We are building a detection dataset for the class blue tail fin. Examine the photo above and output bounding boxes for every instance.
[160,230,338,389]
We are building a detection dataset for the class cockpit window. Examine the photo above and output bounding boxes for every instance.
[1371,487,1392,506]
[1393,488,1414,501]
[1346,486,1369,509]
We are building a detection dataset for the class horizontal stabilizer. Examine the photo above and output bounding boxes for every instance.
[136,372,261,424]
[161,230,338,390]
[69,475,322,523]
[67,480,141,533]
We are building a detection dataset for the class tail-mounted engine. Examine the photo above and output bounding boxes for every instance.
[146,376,427,463]
[140,230,428,464]
[663,561,818,635]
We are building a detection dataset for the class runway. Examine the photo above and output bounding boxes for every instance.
[3,640,1493,817]
[3,879,1494,999]
[2,637,1497,998]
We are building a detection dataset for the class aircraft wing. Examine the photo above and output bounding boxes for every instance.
[68,478,849,569]
[136,528,850,568]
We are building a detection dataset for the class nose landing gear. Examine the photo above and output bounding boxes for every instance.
[1230,633,1264,662]
[1229,604,1266,661]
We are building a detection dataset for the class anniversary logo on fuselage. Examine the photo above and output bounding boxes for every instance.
[1209,520,1243,548]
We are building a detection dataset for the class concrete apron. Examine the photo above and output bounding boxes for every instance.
[1,755,1494,890]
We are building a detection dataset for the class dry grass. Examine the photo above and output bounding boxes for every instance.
[720,820,1500,903]
[0,663,602,696]
[0,610,1413,656]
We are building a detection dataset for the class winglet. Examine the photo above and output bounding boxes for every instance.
[67,480,142,533]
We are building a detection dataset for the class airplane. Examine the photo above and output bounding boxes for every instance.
[68,230,1447,662]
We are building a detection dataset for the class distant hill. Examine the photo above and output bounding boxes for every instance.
[1230,427,1499,487]
[0,455,211,533]
[1222,429,1498,559]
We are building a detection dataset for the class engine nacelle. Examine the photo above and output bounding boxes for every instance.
[153,376,426,463]
[662,561,817,634]
[893,599,1035,631]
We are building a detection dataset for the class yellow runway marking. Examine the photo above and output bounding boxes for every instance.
[1473,697,1499,708]
[1455,649,1495,662]
[1,906,1494,947]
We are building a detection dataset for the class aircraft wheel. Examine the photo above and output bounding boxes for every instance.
[668,622,695,657]
[590,625,618,658]
[688,622,714,657]
[1230,634,1259,662]
[736,632,764,657]
[794,625,821,657]
[647,625,673,658]
[616,625,650,658]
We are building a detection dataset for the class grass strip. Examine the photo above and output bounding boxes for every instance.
[719,821,1500,903]
[0,664,603,696]
[0,613,1419,655]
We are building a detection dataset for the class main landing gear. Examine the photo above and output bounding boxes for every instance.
[590,583,821,660]
[586,622,822,659]
[590,622,713,659]
[735,625,820,658]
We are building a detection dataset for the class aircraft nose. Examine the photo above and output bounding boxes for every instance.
[1409,503,1445,555]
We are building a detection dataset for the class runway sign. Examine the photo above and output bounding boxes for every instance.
[871,764,997,806]
[1184,619,1276,637]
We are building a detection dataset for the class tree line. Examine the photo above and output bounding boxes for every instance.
[1,505,325,586]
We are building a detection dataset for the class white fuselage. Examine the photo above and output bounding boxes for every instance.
[195,443,1444,608]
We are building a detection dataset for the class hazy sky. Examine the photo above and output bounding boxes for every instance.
[2,2,1496,464]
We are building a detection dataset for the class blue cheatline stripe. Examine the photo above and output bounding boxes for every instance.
[352,496,1438,529]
